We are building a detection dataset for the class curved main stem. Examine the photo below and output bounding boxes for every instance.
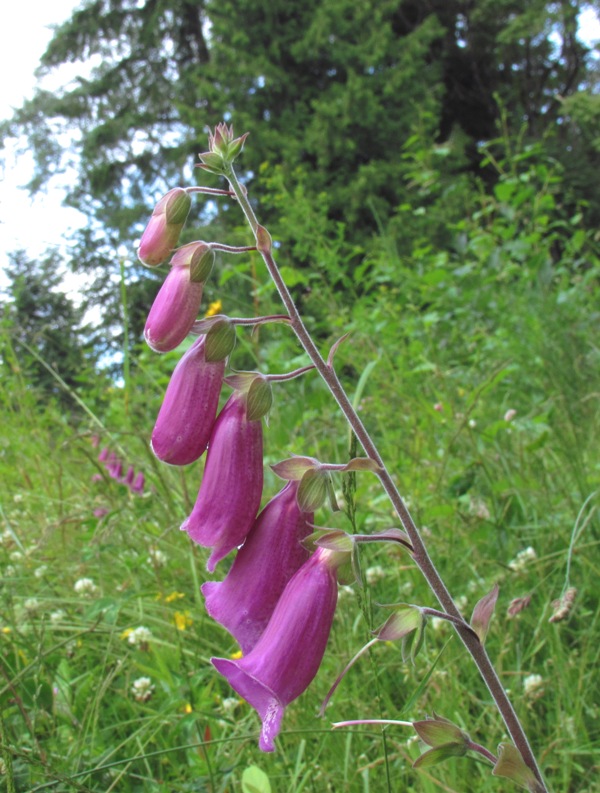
[224,164,547,791]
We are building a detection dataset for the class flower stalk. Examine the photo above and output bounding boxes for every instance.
[222,160,548,791]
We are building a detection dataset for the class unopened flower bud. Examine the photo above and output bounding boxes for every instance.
[138,188,191,266]
[151,336,225,465]
[144,266,204,353]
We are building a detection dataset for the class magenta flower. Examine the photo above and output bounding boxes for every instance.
[122,465,136,487]
[211,547,345,752]
[131,472,145,494]
[144,265,204,353]
[202,481,312,653]
[138,188,191,266]
[151,336,225,466]
[181,393,263,572]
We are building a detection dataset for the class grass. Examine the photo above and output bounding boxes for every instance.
[1,186,600,792]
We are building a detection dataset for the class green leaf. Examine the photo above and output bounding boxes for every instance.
[242,765,272,793]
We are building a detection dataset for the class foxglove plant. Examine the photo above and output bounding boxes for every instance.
[134,124,548,792]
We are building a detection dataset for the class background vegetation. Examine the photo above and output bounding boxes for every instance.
[1,1,599,790]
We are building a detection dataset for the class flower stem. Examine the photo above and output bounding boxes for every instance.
[224,164,548,792]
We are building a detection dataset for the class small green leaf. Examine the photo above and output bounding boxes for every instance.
[493,743,545,792]
[413,742,468,769]
[204,319,236,362]
[242,765,272,793]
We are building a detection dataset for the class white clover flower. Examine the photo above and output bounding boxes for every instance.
[50,609,67,625]
[504,408,517,422]
[469,497,491,521]
[34,565,48,579]
[455,595,468,612]
[147,547,168,567]
[523,674,544,697]
[222,697,240,713]
[336,585,355,601]
[13,494,23,503]
[508,546,537,572]
[131,676,155,702]
[74,578,99,597]
[127,626,153,648]
[4,565,15,577]
[9,551,23,562]
[468,418,477,428]
[24,598,39,612]
[365,565,385,585]
[1,530,14,545]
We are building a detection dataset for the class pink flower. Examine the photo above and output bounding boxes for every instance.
[137,188,191,266]
[151,336,225,465]
[202,481,312,653]
[211,547,345,752]
[144,266,204,353]
[131,472,145,494]
[181,393,263,571]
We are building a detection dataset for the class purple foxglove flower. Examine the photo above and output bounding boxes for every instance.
[151,336,225,466]
[138,188,192,266]
[211,547,343,752]
[107,459,123,480]
[202,481,312,653]
[98,447,110,462]
[181,393,263,572]
[122,465,136,486]
[131,472,145,494]
[144,266,204,353]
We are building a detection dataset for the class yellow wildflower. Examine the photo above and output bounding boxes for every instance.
[165,591,185,603]
[120,628,133,640]
[205,299,222,317]
[230,649,243,660]
[1,627,11,634]
[183,703,193,714]
[174,611,193,631]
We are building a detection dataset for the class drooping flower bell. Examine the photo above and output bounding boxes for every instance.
[181,390,264,571]
[137,188,192,266]
[211,546,347,752]
[202,481,312,653]
[144,265,204,353]
[151,336,225,466]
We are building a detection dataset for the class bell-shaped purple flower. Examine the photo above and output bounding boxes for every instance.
[138,188,192,266]
[144,265,204,353]
[202,481,312,653]
[181,393,263,571]
[211,547,345,752]
[131,472,145,494]
[151,336,225,466]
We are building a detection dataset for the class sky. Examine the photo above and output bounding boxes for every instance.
[0,0,87,292]
[1,3,599,296]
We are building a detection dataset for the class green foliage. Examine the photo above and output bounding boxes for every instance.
[1,131,599,791]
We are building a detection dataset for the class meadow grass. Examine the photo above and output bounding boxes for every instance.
[1,212,599,792]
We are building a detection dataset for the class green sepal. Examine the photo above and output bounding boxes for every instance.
[315,529,354,554]
[297,469,329,512]
[376,604,422,642]
[271,456,319,481]
[197,151,227,175]
[205,319,236,362]
[413,742,469,769]
[165,189,192,225]
[189,246,215,283]
[413,715,470,748]
[326,475,340,512]
[246,376,273,422]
